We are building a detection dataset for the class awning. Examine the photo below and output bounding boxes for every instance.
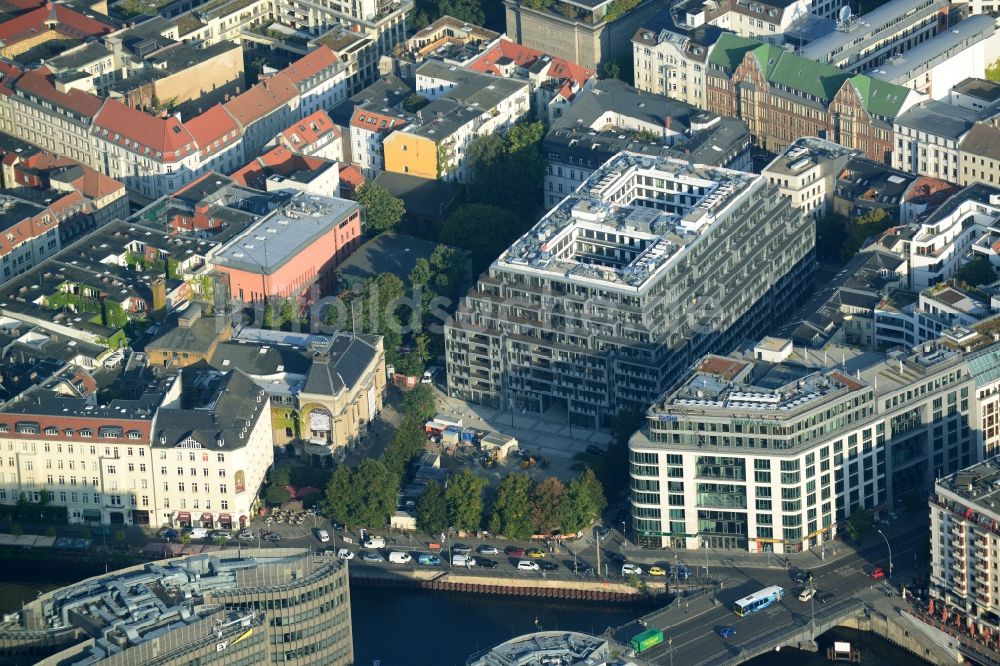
[177,512,191,521]
[200,513,213,522]
[218,513,232,525]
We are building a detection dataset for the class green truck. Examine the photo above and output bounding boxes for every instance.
[630,628,664,654]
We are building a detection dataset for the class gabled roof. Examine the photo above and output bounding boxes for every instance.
[94,99,196,160]
[0,1,113,45]
[279,109,338,151]
[281,45,339,88]
[301,334,380,396]
[846,75,911,119]
[763,46,848,102]
[349,105,409,133]
[960,123,1000,162]
[13,67,102,118]
[185,105,241,156]
[467,37,593,92]
[223,72,298,126]
[707,33,760,73]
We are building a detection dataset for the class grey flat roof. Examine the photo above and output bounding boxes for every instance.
[894,100,980,140]
[953,77,1000,103]
[799,0,948,63]
[214,195,357,274]
[868,15,997,85]
[335,232,441,285]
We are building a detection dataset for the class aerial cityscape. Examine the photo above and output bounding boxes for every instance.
[1,0,1000,663]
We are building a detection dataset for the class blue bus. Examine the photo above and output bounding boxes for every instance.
[733,586,784,617]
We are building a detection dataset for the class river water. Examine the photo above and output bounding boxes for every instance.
[0,578,932,665]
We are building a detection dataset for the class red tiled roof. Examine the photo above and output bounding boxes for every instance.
[231,145,331,189]
[281,46,339,86]
[280,109,338,151]
[14,149,123,199]
[338,163,364,188]
[468,37,593,92]
[0,2,113,44]
[185,105,241,156]
[349,106,406,133]
[0,60,21,95]
[14,67,102,118]
[223,72,298,126]
[94,99,196,159]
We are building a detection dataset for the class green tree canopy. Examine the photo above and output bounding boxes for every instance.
[612,408,645,447]
[445,469,487,532]
[323,465,358,525]
[440,204,520,268]
[270,466,292,487]
[489,473,534,539]
[409,257,432,288]
[560,469,607,534]
[417,480,449,534]
[265,485,291,506]
[356,182,405,234]
[402,383,438,421]
[956,257,997,287]
[843,207,892,260]
[846,506,873,542]
[530,476,565,535]
[381,415,427,477]
[352,458,399,528]
[402,93,430,113]
[430,244,468,300]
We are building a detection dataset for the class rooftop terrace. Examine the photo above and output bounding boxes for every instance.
[498,152,757,290]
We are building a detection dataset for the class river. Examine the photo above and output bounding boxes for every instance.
[0,578,932,665]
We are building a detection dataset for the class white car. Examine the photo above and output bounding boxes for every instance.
[798,587,815,603]
[622,563,643,576]
[389,551,412,564]
[315,529,330,543]
[336,548,354,560]
[517,560,540,571]
[363,537,386,549]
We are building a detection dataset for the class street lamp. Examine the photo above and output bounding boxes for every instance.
[877,529,893,581]
[809,574,816,640]
[668,636,674,666]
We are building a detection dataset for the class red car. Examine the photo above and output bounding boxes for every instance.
[871,567,886,580]
[506,547,526,558]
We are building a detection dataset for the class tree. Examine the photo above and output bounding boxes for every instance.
[323,465,357,526]
[381,415,426,477]
[180,532,192,545]
[270,466,292,487]
[215,536,229,548]
[403,383,437,421]
[846,507,873,542]
[265,485,291,506]
[356,182,405,234]
[530,476,566,535]
[394,351,425,377]
[560,469,606,535]
[417,480,449,534]
[602,60,621,80]
[490,473,535,539]
[409,257,432,288]
[843,208,892,260]
[262,303,277,329]
[430,244,468,299]
[441,203,520,268]
[437,0,485,24]
[956,257,997,287]
[402,93,430,113]
[612,408,645,447]
[279,298,296,326]
[445,469,488,532]
[45,526,56,538]
[353,458,399,528]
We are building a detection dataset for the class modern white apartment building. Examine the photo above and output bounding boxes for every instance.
[0,368,273,529]
[629,335,996,553]
[893,100,979,182]
[445,151,814,427]
[762,137,856,220]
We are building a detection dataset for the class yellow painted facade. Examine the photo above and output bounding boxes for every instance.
[383,131,439,179]
[1,29,62,59]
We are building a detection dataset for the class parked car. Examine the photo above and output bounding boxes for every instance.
[336,548,354,560]
[331,522,345,531]
[571,562,595,575]
[388,551,412,564]
[264,533,282,542]
[816,590,834,604]
[648,566,666,577]
[506,547,527,558]
[237,530,254,542]
[211,530,232,541]
[717,626,736,639]
[517,560,541,571]
[363,537,386,549]
[597,527,611,540]
[478,545,499,555]
[792,570,813,584]
[452,544,473,554]
[586,445,604,456]
[798,587,815,602]
[475,557,499,568]
[360,552,385,563]
[160,528,179,540]
[417,554,441,566]
[871,567,886,580]
[539,560,559,571]
[622,563,643,576]
[314,529,330,543]
[452,554,476,567]
[669,564,691,579]
[527,548,546,558]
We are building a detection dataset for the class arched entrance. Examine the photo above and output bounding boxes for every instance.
[304,405,333,444]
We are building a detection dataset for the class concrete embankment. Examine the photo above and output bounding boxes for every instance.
[840,606,961,664]
[348,566,660,602]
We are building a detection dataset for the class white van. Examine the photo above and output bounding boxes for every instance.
[388,551,412,564]
[188,528,211,540]
[451,554,475,567]
[363,536,386,549]
[315,529,330,543]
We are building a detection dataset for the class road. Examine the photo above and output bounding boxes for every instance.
[629,528,929,665]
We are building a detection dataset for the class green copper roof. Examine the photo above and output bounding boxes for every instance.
[847,75,912,118]
[764,47,848,101]
[707,33,760,73]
